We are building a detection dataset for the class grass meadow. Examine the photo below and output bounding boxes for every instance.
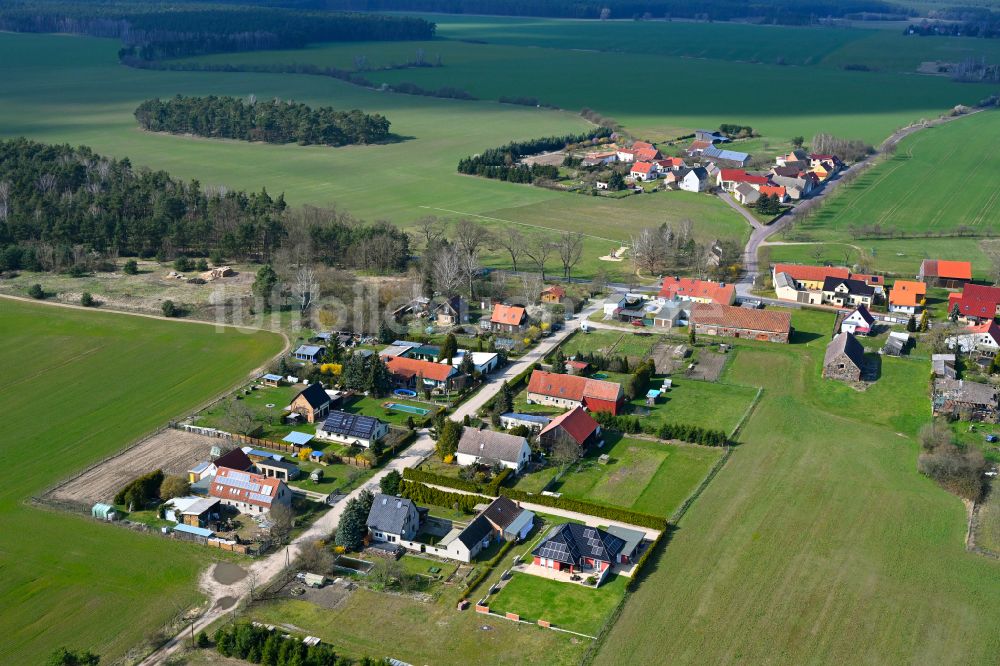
[489,572,629,636]
[0,299,283,663]
[594,307,1000,664]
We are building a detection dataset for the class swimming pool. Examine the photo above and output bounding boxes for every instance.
[394,388,418,398]
[384,402,430,416]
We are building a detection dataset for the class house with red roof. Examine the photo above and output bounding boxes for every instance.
[716,169,771,192]
[487,303,528,334]
[758,184,788,202]
[919,260,972,289]
[629,161,658,181]
[539,406,601,451]
[540,285,566,304]
[949,283,1000,322]
[690,303,791,343]
[526,370,624,415]
[658,277,736,305]
[888,280,927,314]
[772,263,851,291]
[656,157,686,171]
[209,467,291,516]
[386,355,460,390]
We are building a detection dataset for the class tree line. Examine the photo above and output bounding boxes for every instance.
[135,95,391,147]
[457,128,612,184]
[0,2,435,60]
[325,0,908,24]
[0,139,411,274]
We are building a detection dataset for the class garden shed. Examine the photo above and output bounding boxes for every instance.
[91,503,118,521]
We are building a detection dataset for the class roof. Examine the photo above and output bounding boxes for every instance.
[690,303,791,335]
[366,494,416,535]
[281,430,314,446]
[386,355,457,382]
[658,277,735,304]
[541,285,567,298]
[491,303,527,326]
[773,271,795,291]
[501,412,552,425]
[256,458,299,473]
[846,304,875,325]
[294,345,324,357]
[889,280,927,308]
[379,345,413,358]
[632,140,655,151]
[852,273,884,286]
[656,157,685,168]
[210,467,284,509]
[823,276,875,297]
[539,406,599,445]
[320,410,384,439]
[934,378,998,407]
[604,525,645,555]
[702,146,750,162]
[631,161,655,174]
[527,370,622,403]
[759,184,786,198]
[922,259,972,280]
[824,332,866,369]
[172,523,214,538]
[457,428,529,464]
[961,320,1000,347]
[213,448,253,472]
[479,496,525,530]
[457,514,494,549]
[773,263,851,284]
[734,182,760,201]
[719,169,767,185]
[687,139,712,152]
[955,283,1000,318]
[261,373,283,382]
[292,383,330,410]
[532,523,626,566]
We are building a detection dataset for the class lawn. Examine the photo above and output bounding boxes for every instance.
[343,394,442,425]
[193,381,303,439]
[974,483,1000,555]
[595,305,1000,664]
[0,298,283,663]
[489,572,628,636]
[630,377,758,435]
[535,435,723,518]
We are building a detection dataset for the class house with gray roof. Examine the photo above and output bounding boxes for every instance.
[367,494,420,543]
[933,378,999,422]
[823,332,866,382]
[531,523,627,585]
[456,428,531,472]
[733,182,760,205]
[702,145,750,166]
[292,345,325,363]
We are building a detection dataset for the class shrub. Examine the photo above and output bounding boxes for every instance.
[80,292,95,307]
[918,442,987,501]
[122,259,139,275]
[114,469,164,508]
[403,466,511,496]
[159,475,190,500]
[398,480,487,513]
[161,300,177,317]
[28,283,44,299]
[499,487,666,530]
[196,630,210,648]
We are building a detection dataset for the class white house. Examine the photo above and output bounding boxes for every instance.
[946,321,1000,354]
[367,494,420,543]
[316,411,389,449]
[630,161,658,181]
[449,350,500,375]
[840,305,875,336]
[456,428,531,472]
[679,167,710,193]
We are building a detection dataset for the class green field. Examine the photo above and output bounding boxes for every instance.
[489,572,628,636]
[633,377,757,434]
[798,110,1000,241]
[541,435,723,518]
[0,299,283,663]
[594,308,1000,664]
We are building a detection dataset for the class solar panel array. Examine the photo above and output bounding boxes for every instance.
[249,493,274,505]
[322,411,379,438]
[216,473,261,493]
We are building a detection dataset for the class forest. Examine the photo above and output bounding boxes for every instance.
[0,1,435,59]
[134,95,392,146]
[0,139,411,274]
[324,0,911,24]
[457,128,612,183]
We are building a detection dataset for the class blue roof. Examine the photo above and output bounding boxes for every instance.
[173,523,214,538]
[283,431,314,445]
[646,390,662,398]
[502,412,551,425]
[313,332,333,340]
[703,146,749,162]
[294,344,324,356]
[246,448,281,460]
[262,373,283,381]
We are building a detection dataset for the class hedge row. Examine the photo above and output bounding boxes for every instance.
[592,412,730,446]
[499,487,666,531]
[626,529,666,592]
[397,479,489,513]
[461,538,517,600]
[479,362,539,415]
[402,466,511,496]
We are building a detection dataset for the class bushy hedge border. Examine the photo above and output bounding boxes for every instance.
[403,466,511,495]
[592,412,730,446]
[461,538,517,600]
[398,479,489,513]
[626,529,665,591]
[479,362,539,416]
[499,487,666,530]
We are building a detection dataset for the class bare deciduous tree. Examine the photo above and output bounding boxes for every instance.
[432,245,463,296]
[269,502,294,544]
[496,227,526,273]
[630,228,661,277]
[522,235,554,281]
[223,399,257,435]
[293,265,318,312]
[415,215,446,250]
[517,273,543,305]
[557,231,584,280]
[453,219,492,298]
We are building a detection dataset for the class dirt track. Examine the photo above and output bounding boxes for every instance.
[45,429,220,506]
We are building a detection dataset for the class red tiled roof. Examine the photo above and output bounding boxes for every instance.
[923,259,972,280]
[541,285,566,298]
[658,277,735,304]
[632,141,654,151]
[491,304,526,326]
[631,161,655,174]
[656,157,684,168]
[956,283,1000,318]
[772,263,850,283]
[965,320,1000,346]
[691,303,791,334]
[758,185,786,198]
[539,406,598,445]
[889,280,927,308]
[719,168,747,181]
[719,169,769,186]
[527,370,621,403]
[386,355,456,382]
[634,148,661,161]
[852,273,884,286]
[210,467,284,509]
[688,140,712,151]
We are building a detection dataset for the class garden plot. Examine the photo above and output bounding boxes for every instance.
[44,429,216,507]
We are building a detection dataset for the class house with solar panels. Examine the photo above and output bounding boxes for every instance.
[531,523,637,585]
[209,467,291,516]
[315,410,389,449]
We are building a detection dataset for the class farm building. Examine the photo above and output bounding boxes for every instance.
[882,331,911,357]
[823,332,866,383]
[932,353,958,379]
[526,370,625,415]
[456,428,531,472]
[918,260,972,289]
[932,378,999,422]
[689,303,791,343]
[316,411,388,449]
[288,383,332,424]
[164,496,220,527]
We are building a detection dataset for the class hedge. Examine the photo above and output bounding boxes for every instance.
[479,362,539,415]
[403,466,511,496]
[626,529,666,591]
[398,480,489,513]
[499,487,666,530]
[461,537,517,600]
[592,412,730,447]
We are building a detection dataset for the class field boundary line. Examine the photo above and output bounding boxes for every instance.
[417,206,621,243]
